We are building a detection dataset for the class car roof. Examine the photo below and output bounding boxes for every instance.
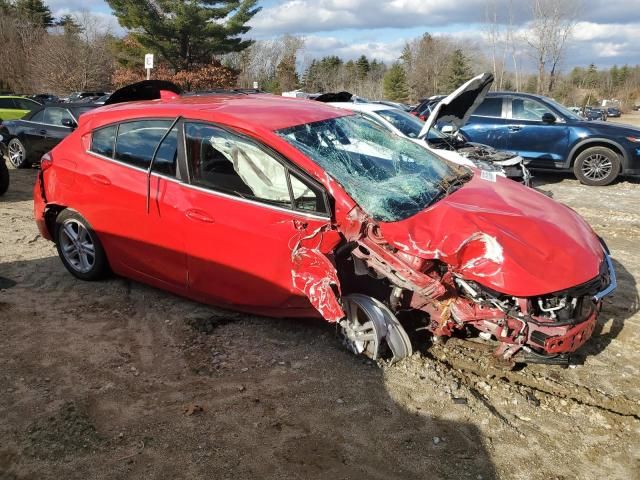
[82,94,349,131]
[0,95,39,101]
[328,102,391,113]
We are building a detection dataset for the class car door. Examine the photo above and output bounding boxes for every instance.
[461,96,510,149]
[180,122,333,312]
[504,97,569,167]
[29,107,76,158]
[80,119,188,290]
[18,109,48,159]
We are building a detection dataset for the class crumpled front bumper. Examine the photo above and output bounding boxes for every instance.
[528,250,616,355]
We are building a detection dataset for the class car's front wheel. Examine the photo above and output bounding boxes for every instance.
[7,138,29,169]
[573,147,621,186]
[54,210,108,280]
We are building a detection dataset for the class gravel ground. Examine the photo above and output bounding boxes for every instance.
[0,165,639,480]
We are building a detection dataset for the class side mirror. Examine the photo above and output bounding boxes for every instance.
[542,113,556,124]
[62,118,77,129]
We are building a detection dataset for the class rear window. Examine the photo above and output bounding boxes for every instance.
[115,120,174,169]
[0,98,15,109]
[91,125,117,158]
[473,97,503,117]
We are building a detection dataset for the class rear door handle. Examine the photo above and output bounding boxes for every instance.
[39,129,47,135]
[507,125,522,132]
[90,174,111,185]
[186,209,215,223]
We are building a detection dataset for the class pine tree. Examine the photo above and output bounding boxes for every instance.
[57,14,83,36]
[446,49,472,90]
[355,55,370,80]
[383,63,409,102]
[610,65,620,89]
[276,54,298,93]
[106,0,261,71]
[15,0,54,27]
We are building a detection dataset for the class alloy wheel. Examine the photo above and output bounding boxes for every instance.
[59,220,96,274]
[581,153,613,181]
[8,140,25,168]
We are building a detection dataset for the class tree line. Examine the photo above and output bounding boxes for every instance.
[1,0,639,109]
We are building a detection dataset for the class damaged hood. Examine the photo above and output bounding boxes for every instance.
[419,73,493,140]
[379,175,604,297]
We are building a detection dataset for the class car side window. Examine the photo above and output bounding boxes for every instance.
[185,123,292,207]
[0,99,15,109]
[511,98,554,121]
[91,125,117,158]
[152,125,178,177]
[43,107,71,126]
[15,99,37,110]
[115,120,174,169]
[289,171,325,213]
[473,97,503,117]
[30,110,45,123]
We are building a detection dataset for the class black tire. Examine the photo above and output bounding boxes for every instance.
[573,147,621,186]
[7,137,30,169]
[0,159,8,196]
[54,210,109,280]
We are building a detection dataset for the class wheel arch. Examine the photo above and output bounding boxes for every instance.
[568,138,628,169]
[44,203,69,238]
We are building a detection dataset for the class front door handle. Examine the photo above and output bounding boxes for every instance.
[39,129,47,135]
[90,174,111,185]
[186,209,215,223]
[507,125,522,132]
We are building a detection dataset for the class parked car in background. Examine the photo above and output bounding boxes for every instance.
[606,106,621,118]
[67,91,106,103]
[462,91,640,185]
[34,81,615,365]
[411,95,446,120]
[585,107,607,121]
[0,96,41,122]
[27,94,60,104]
[370,100,412,111]
[0,102,98,168]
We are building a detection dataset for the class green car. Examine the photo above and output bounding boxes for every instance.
[0,96,41,122]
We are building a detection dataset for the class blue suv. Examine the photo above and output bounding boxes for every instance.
[461,92,640,185]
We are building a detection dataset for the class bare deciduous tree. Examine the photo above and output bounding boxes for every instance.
[526,0,580,94]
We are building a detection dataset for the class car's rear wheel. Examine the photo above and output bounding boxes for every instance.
[7,138,29,169]
[0,159,9,195]
[54,210,108,280]
[573,147,621,186]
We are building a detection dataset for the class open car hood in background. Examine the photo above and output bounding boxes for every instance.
[419,73,494,139]
[103,80,182,106]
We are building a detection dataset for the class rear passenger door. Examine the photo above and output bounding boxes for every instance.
[180,122,332,312]
[82,119,188,290]
[461,96,510,150]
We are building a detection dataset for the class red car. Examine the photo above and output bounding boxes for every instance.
[34,82,616,365]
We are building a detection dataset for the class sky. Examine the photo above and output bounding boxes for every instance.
[45,0,640,71]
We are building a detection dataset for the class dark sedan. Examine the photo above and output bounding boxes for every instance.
[461,92,640,185]
[0,103,97,168]
[607,106,621,118]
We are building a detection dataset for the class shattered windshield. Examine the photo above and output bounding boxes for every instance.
[277,115,470,222]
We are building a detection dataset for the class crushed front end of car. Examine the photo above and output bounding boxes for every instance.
[278,112,615,366]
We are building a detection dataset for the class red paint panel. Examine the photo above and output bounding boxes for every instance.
[380,173,603,297]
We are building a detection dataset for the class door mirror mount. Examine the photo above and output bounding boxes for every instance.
[542,113,556,124]
[62,118,77,129]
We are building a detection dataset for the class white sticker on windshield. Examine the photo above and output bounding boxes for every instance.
[480,170,497,182]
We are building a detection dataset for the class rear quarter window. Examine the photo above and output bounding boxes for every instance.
[115,120,174,169]
[91,125,117,158]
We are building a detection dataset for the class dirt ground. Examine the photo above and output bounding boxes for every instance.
[1,160,639,479]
